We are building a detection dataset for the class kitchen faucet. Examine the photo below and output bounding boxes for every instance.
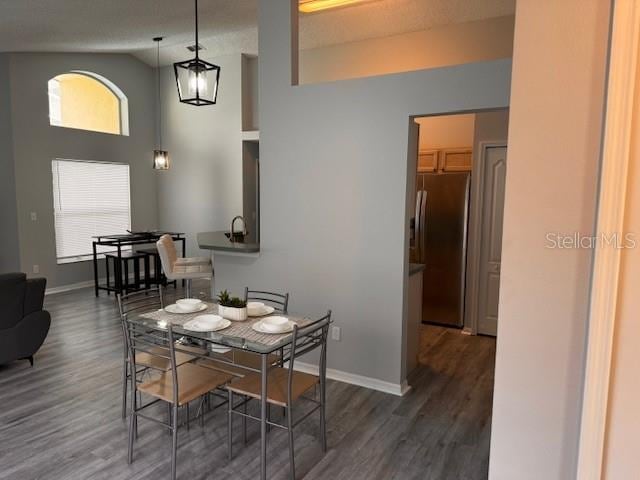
[230,215,246,242]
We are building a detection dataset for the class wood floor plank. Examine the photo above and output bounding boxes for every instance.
[0,282,495,479]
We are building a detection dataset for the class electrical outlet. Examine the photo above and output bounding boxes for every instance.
[30,212,37,221]
[32,265,39,274]
[331,326,341,341]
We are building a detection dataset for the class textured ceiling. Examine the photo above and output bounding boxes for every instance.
[0,0,515,66]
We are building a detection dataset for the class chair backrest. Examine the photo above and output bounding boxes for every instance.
[156,234,178,279]
[117,287,163,360]
[122,315,180,405]
[117,287,164,319]
[244,287,290,314]
[286,310,332,404]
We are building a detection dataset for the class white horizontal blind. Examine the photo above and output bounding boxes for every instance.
[52,159,131,262]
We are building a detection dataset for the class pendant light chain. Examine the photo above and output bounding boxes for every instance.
[195,0,199,62]
[156,38,162,150]
[194,0,200,101]
[153,36,169,170]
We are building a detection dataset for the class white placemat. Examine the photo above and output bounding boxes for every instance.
[140,302,311,347]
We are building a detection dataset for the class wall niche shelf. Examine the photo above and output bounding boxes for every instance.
[240,54,260,243]
[241,54,259,133]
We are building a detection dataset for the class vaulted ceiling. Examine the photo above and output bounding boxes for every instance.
[0,0,515,66]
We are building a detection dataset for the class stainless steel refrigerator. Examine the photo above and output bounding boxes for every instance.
[411,172,470,327]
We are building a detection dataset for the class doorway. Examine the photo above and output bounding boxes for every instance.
[404,109,511,378]
[408,110,509,335]
[403,108,509,478]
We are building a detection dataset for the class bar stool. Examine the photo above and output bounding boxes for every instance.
[137,247,177,289]
[156,235,211,298]
[104,250,150,295]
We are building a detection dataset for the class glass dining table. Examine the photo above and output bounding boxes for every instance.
[130,302,312,480]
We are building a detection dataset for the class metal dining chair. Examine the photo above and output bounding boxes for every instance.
[244,287,289,313]
[236,287,290,369]
[226,311,332,480]
[116,287,196,419]
[123,318,233,480]
[197,288,291,442]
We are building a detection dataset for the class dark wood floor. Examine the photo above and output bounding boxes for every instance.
[0,284,496,480]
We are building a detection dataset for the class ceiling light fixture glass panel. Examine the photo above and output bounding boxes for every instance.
[299,0,381,14]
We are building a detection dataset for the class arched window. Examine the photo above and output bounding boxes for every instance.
[47,71,129,136]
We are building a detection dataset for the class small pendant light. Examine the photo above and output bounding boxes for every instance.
[173,0,221,106]
[153,37,169,170]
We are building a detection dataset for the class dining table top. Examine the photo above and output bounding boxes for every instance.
[132,301,312,354]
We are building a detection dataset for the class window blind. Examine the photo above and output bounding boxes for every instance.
[52,159,131,263]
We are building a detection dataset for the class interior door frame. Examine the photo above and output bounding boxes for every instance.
[577,0,640,477]
[464,141,508,335]
[400,119,421,388]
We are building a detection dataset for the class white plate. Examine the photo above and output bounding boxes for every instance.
[252,318,297,334]
[247,304,276,317]
[209,344,232,354]
[164,303,208,314]
[261,316,289,331]
[183,315,231,332]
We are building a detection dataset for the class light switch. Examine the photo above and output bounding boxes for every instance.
[33,265,39,274]
[30,212,37,221]
[331,326,341,341]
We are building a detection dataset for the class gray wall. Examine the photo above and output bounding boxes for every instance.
[213,0,512,386]
[156,55,243,256]
[0,54,20,273]
[473,110,509,147]
[7,53,157,288]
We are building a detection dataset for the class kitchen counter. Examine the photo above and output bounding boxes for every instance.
[409,263,425,276]
[197,231,260,254]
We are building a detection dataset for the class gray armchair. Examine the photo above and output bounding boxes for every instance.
[0,273,51,366]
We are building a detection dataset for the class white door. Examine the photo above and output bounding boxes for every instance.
[477,146,507,336]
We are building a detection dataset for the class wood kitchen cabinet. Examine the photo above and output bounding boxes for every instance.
[417,148,473,173]
[417,150,438,172]
[440,148,473,171]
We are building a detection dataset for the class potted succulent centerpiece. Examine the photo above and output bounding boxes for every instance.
[217,290,248,321]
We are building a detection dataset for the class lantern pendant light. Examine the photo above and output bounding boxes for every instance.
[173,0,221,106]
[153,37,170,170]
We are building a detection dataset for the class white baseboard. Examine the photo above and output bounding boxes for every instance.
[461,327,474,336]
[293,361,411,397]
[46,280,96,295]
[45,270,159,296]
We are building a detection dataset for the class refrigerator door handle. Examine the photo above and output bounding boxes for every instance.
[416,190,427,263]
